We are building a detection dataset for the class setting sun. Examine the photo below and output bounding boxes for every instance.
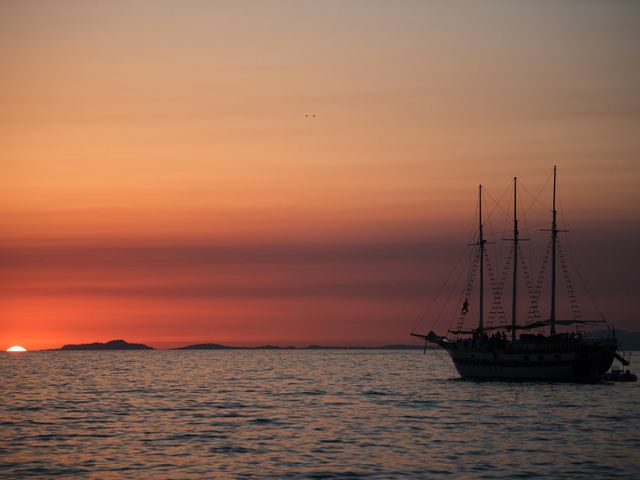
[6,346,27,352]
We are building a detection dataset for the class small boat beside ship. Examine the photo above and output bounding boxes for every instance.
[603,367,637,382]
[412,166,630,382]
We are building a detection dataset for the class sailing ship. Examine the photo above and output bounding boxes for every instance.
[412,166,628,381]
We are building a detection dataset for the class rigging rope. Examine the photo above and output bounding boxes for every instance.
[410,243,472,334]
[518,244,540,321]
[528,238,551,322]
[519,173,553,217]
[560,238,608,323]
[454,247,480,333]
[483,181,514,223]
[413,173,563,338]
[558,238,583,322]
[484,251,507,326]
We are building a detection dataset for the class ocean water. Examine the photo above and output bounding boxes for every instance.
[1,350,639,479]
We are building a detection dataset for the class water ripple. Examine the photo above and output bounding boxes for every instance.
[1,350,639,479]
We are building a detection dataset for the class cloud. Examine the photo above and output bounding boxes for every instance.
[0,238,459,268]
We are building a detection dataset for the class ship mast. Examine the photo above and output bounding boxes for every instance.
[511,177,518,342]
[478,185,486,335]
[549,166,558,336]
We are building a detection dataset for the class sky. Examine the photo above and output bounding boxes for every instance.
[1,1,639,349]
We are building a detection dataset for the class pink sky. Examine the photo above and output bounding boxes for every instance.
[1,1,639,349]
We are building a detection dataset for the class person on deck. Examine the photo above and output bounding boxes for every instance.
[461,299,469,315]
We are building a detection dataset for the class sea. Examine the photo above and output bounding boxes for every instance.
[1,350,639,479]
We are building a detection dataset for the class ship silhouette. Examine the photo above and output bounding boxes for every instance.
[412,166,628,381]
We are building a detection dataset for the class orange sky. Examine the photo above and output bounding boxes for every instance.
[2,1,639,349]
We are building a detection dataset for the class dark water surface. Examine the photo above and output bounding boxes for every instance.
[1,350,639,479]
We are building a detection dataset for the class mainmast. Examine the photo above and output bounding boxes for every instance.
[549,166,558,335]
[511,177,518,342]
[478,185,486,335]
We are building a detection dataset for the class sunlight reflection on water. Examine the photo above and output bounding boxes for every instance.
[1,350,639,478]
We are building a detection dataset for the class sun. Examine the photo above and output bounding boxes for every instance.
[6,345,27,352]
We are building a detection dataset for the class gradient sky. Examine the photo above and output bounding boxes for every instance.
[2,1,639,349]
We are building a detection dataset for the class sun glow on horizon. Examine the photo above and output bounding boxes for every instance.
[6,346,27,352]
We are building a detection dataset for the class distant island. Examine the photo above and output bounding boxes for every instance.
[60,339,153,351]
[305,344,422,350]
[176,343,296,350]
[44,331,640,351]
[46,340,421,351]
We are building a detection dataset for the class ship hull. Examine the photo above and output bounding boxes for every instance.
[440,339,617,382]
